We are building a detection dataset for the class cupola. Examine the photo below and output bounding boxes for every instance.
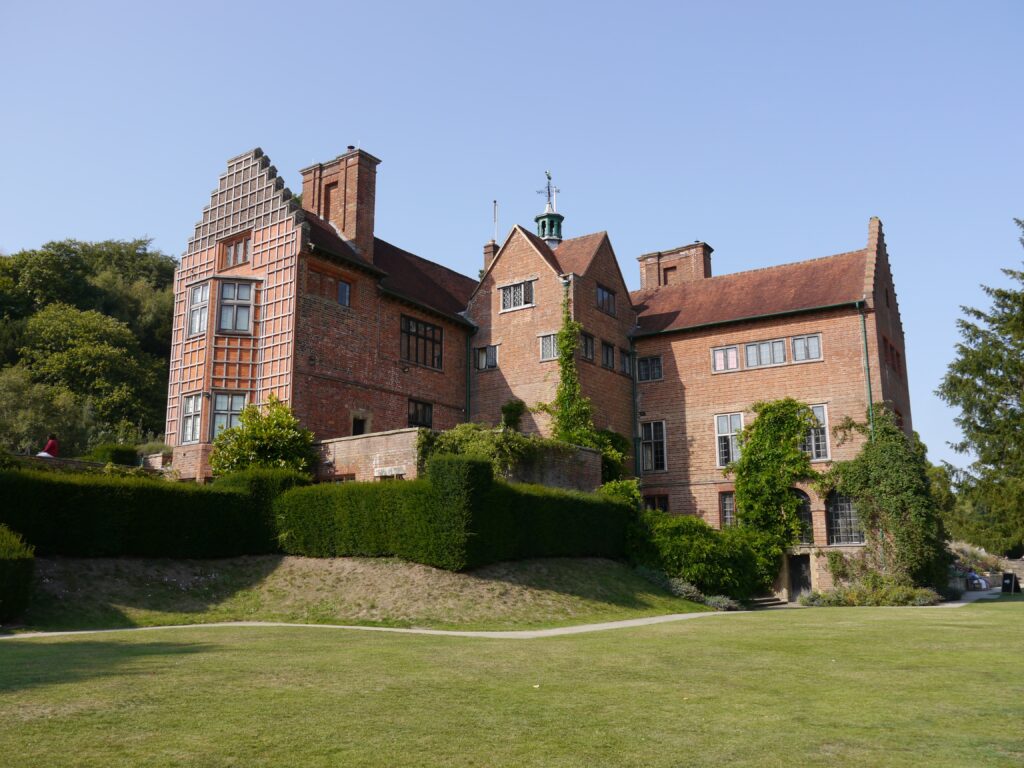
[534,171,564,248]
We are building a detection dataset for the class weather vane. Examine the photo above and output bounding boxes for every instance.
[537,171,559,212]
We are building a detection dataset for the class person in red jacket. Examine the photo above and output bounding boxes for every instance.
[38,433,59,458]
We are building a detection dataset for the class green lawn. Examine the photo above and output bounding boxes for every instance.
[13,556,707,632]
[2,600,1022,767]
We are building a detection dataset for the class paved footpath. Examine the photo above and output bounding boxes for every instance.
[0,588,1005,642]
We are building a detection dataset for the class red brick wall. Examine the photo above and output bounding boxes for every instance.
[572,238,637,444]
[467,229,566,434]
[318,428,420,481]
[292,253,469,441]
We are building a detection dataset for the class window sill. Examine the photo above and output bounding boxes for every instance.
[711,368,741,375]
[637,377,663,383]
[641,469,669,475]
[216,329,254,336]
[401,360,445,374]
[499,304,535,314]
[539,358,557,363]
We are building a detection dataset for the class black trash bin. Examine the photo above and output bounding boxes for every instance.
[1001,573,1021,593]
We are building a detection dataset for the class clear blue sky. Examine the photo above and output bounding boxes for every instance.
[1,1,1021,468]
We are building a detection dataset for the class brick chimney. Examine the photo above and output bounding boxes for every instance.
[637,242,713,290]
[300,147,381,262]
[483,240,499,272]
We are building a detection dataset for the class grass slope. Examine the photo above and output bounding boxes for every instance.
[15,556,707,632]
[1,600,1022,767]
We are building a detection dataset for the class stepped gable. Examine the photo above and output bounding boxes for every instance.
[632,248,869,334]
[550,231,608,276]
[374,238,477,321]
[187,148,302,255]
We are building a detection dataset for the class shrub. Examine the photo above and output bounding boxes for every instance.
[630,511,768,600]
[0,469,267,557]
[799,584,942,607]
[598,478,641,511]
[0,523,34,623]
[633,565,741,610]
[209,396,317,475]
[135,440,173,458]
[275,455,632,571]
[500,399,526,431]
[90,443,139,465]
[703,594,743,611]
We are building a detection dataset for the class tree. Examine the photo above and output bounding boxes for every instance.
[937,218,1024,555]
[822,405,950,589]
[0,366,94,455]
[19,303,165,433]
[208,396,317,475]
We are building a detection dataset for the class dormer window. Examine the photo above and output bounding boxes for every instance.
[222,233,251,269]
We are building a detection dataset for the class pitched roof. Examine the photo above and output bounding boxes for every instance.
[514,226,609,276]
[631,248,870,335]
[302,211,383,275]
[302,211,476,323]
[552,231,608,276]
[373,238,477,321]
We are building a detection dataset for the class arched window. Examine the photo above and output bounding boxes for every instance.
[793,489,813,545]
[826,492,865,545]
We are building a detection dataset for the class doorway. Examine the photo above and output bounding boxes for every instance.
[788,554,811,602]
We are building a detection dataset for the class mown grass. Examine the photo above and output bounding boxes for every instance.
[12,556,707,632]
[1,600,1022,767]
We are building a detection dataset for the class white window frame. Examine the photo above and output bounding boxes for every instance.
[188,282,209,337]
[792,333,823,363]
[640,420,667,473]
[475,344,498,370]
[218,281,254,333]
[539,333,558,361]
[800,404,830,461]
[715,412,743,467]
[711,345,739,373]
[637,355,663,382]
[211,392,247,437]
[719,491,737,528]
[745,338,787,368]
[180,393,203,445]
[499,280,536,312]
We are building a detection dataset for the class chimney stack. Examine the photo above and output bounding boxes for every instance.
[483,240,499,272]
[300,147,381,263]
[637,242,714,290]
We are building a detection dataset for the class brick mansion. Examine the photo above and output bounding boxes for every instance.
[166,146,911,598]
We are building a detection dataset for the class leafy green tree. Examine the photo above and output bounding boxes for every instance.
[822,405,950,588]
[19,303,164,432]
[728,398,819,544]
[0,366,93,455]
[937,219,1024,555]
[209,396,317,475]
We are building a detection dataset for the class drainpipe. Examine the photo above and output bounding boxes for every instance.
[857,298,875,438]
[465,328,475,421]
[630,337,640,476]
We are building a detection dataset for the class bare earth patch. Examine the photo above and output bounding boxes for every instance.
[18,555,706,632]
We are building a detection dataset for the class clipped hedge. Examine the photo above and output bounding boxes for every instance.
[275,455,632,571]
[90,443,139,466]
[0,469,266,558]
[213,468,311,551]
[0,524,34,623]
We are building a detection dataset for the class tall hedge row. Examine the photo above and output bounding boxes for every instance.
[0,470,272,557]
[274,456,632,571]
[0,524,34,623]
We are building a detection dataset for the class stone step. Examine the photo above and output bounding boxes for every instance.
[748,596,789,609]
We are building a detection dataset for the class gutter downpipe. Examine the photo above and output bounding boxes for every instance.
[465,327,475,421]
[857,298,875,438]
[630,336,640,477]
